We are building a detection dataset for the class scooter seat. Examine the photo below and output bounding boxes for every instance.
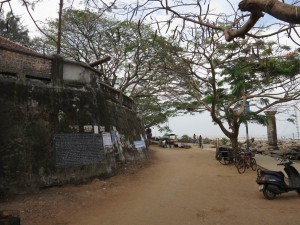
[261,170,285,179]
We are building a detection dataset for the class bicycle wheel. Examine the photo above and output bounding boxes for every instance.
[237,158,245,174]
[223,156,232,165]
[250,158,257,171]
[234,155,241,168]
[217,153,226,165]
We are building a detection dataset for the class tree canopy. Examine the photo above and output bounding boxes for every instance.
[30,9,188,128]
[2,1,300,44]
[167,26,300,147]
[0,11,30,45]
[117,0,300,45]
[2,0,300,144]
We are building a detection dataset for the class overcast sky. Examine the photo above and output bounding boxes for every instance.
[152,111,299,140]
[2,0,300,140]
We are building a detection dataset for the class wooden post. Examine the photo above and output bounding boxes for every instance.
[57,0,63,54]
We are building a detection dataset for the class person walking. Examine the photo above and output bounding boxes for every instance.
[193,133,196,144]
[199,135,203,148]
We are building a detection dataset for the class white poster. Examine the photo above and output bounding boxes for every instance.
[94,125,99,134]
[102,132,113,147]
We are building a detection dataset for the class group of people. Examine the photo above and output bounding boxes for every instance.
[193,134,203,148]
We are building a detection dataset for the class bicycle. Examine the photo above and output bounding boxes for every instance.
[217,147,240,166]
[236,150,257,174]
[216,147,234,165]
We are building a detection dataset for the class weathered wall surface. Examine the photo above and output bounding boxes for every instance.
[0,45,52,79]
[0,41,147,194]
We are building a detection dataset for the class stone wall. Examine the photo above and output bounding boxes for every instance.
[0,45,52,80]
[0,41,147,194]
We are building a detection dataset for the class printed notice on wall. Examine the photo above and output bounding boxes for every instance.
[94,125,99,134]
[102,132,113,147]
[54,133,104,167]
[134,140,146,149]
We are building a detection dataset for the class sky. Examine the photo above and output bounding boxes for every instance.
[2,0,300,140]
[1,1,64,33]
[151,110,300,140]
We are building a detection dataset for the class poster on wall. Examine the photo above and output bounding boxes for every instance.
[134,140,146,149]
[84,125,93,133]
[99,126,105,132]
[94,125,99,134]
[102,132,113,147]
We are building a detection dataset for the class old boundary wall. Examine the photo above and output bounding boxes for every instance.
[0,40,147,193]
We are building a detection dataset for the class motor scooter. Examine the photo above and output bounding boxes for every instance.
[256,158,300,200]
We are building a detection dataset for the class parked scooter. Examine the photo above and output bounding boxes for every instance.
[256,158,300,200]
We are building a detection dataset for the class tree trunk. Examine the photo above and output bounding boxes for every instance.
[230,136,239,151]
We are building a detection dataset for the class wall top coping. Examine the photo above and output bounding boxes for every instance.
[0,43,52,60]
[100,82,133,101]
[0,37,133,103]
[63,58,102,76]
[0,36,39,54]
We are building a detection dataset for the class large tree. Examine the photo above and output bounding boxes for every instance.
[3,0,300,43]
[31,9,187,128]
[165,26,300,149]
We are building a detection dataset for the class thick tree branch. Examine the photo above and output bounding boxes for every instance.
[239,0,300,24]
[224,10,264,41]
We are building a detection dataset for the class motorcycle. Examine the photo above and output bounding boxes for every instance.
[256,158,300,200]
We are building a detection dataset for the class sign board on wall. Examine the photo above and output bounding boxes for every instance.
[54,133,104,167]
[134,140,146,149]
[102,132,113,147]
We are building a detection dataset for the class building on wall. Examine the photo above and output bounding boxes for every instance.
[0,36,148,194]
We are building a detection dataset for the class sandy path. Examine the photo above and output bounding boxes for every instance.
[1,145,300,225]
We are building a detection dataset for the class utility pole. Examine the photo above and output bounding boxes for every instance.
[245,101,250,150]
[57,0,63,54]
[295,105,300,139]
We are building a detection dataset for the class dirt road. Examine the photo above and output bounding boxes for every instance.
[1,145,300,225]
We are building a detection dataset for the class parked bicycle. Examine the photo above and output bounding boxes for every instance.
[216,147,240,166]
[216,147,234,165]
[236,150,257,174]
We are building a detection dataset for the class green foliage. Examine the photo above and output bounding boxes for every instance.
[0,12,30,45]
[239,112,267,125]
[174,34,300,150]
[135,96,173,128]
[29,9,186,128]
[203,137,211,144]
[259,98,270,106]
[158,125,172,134]
[221,137,229,145]
[287,114,296,124]
[180,135,192,143]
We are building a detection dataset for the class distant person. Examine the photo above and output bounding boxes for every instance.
[145,127,152,145]
[146,127,152,139]
[199,135,203,148]
[193,133,196,144]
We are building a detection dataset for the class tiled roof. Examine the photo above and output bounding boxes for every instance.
[0,36,36,54]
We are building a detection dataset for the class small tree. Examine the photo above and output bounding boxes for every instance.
[180,135,192,143]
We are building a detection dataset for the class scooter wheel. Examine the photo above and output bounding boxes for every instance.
[263,188,277,200]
